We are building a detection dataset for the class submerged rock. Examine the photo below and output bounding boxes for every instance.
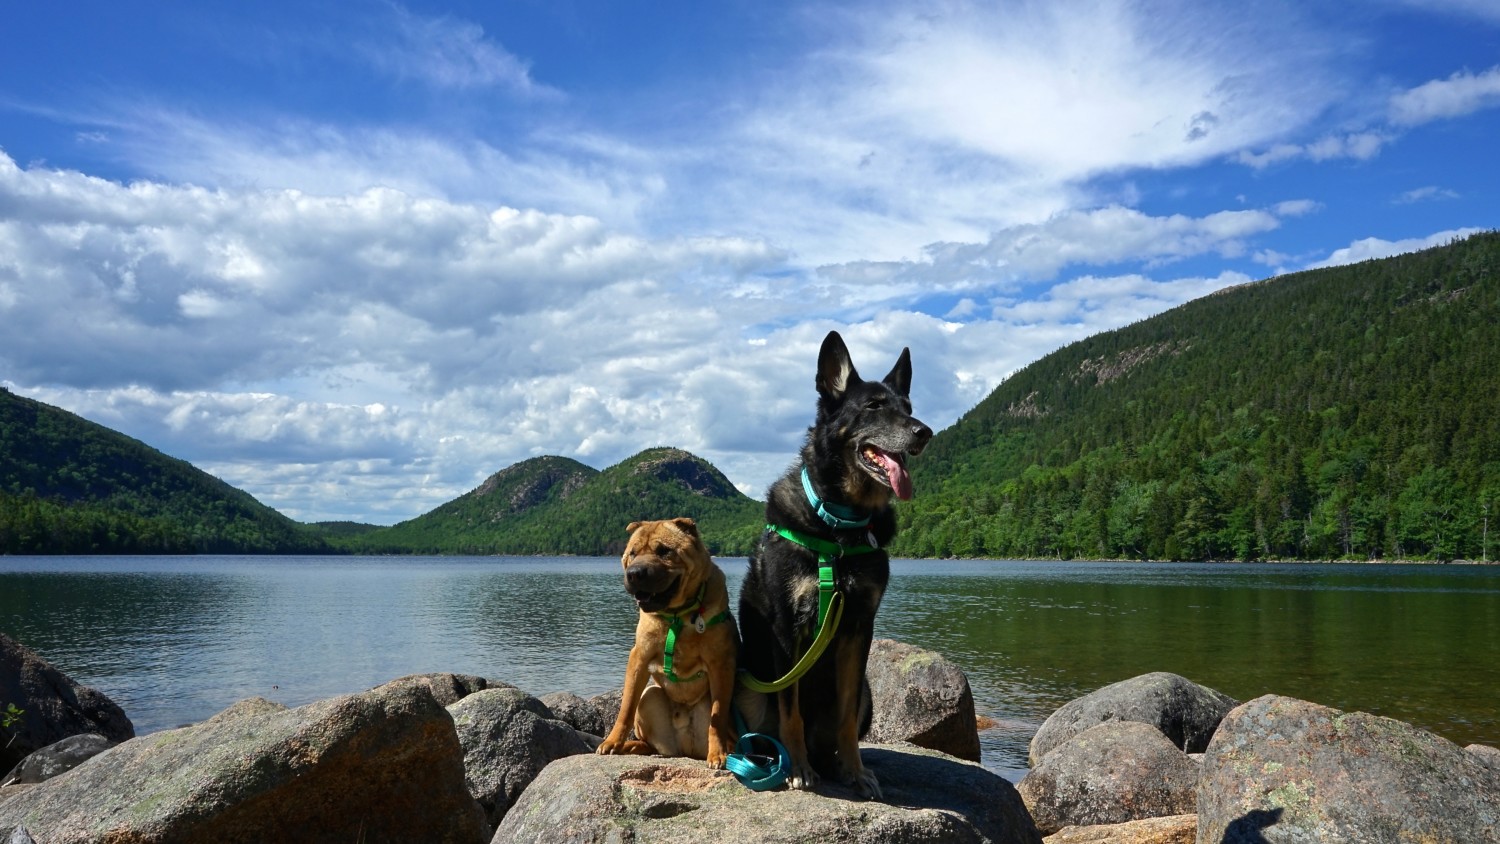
[0,682,489,844]
[866,638,982,762]
[1029,672,1237,766]
[494,745,1042,844]
[1197,694,1500,843]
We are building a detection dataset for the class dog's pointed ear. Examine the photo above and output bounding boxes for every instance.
[671,517,699,538]
[626,521,643,534]
[817,331,861,401]
[883,347,913,398]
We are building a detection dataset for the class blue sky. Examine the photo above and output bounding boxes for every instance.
[2,0,1498,524]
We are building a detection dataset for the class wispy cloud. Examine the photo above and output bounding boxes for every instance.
[1234,132,1387,169]
[1306,227,1485,270]
[1394,186,1460,204]
[361,3,560,96]
[1390,66,1500,126]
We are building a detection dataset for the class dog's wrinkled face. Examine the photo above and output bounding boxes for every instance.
[815,332,933,504]
[621,518,708,613]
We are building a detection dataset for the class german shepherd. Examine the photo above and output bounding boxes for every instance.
[736,330,931,798]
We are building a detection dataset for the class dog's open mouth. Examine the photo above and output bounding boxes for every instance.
[631,575,681,612]
[860,444,914,501]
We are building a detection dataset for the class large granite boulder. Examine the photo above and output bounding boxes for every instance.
[448,687,592,827]
[866,638,982,762]
[1019,721,1198,835]
[0,682,489,843]
[1029,672,1237,766]
[0,634,133,773]
[1042,814,1196,844]
[1198,694,1500,843]
[2,734,116,786]
[494,745,1042,844]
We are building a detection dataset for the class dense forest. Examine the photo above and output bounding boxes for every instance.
[890,233,1500,561]
[0,388,327,554]
[325,448,764,556]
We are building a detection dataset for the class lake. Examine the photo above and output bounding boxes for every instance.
[2,556,1498,782]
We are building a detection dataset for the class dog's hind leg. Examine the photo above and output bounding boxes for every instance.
[834,635,881,798]
[632,684,680,756]
[600,644,657,756]
[778,683,819,790]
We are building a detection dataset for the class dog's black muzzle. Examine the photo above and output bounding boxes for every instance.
[625,560,680,612]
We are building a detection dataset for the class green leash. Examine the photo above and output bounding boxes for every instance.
[737,524,875,694]
[657,582,730,684]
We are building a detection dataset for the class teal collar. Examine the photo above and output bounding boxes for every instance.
[801,465,871,531]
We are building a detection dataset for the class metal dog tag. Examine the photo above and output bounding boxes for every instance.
[693,613,706,634]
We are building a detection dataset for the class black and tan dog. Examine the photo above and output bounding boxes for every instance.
[598,517,738,767]
[737,330,931,798]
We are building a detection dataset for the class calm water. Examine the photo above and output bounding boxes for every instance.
[2,556,1498,782]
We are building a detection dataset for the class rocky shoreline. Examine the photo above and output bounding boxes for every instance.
[3,631,1498,842]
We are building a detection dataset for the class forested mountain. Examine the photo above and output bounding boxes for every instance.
[891,233,1500,561]
[333,448,765,555]
[0,387,327,554]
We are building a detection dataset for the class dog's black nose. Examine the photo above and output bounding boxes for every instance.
[625,562,675,594]
[910,421,932,450]
[625,563,653,590]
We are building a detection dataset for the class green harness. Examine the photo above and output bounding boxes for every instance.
[657,582,731,684]
[736,524,876,694]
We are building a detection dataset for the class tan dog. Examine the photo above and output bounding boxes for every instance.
[597,518,738,767]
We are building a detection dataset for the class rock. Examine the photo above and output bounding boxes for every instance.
[1029,672,1237,766]
[379,672,498,707]
[1468,743,1500,772]
[494,744,1042,844]
[0,633,134,773]
[0,681,489,844]
[1019,721,1197,835]
[586,688,625,736]
[539,691,611,739]
[449,687,593,827]
[1043,814,1196,843]
[6,826,35,844]
[1198,694,1500,843]
[2,734,116,786]
[866,638,982,762]
[0,784,35,807]
[204,696,288,723]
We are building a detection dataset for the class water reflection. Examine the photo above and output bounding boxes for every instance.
[2,556,1497,783]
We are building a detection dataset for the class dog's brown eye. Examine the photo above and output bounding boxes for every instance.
[656,543,672,557]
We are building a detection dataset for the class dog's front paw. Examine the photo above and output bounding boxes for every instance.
[850,766,881,800]
[597,727,634,755]
[788,761,821,791]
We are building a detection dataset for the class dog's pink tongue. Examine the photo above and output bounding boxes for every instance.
[874,449,914,500]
